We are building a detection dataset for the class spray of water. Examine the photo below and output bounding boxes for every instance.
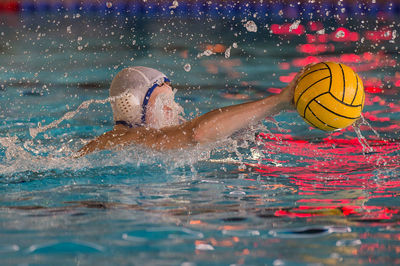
[352,115,376,154]
[29,97,118,139]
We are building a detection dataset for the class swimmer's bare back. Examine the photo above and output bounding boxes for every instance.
[78,66,309,156]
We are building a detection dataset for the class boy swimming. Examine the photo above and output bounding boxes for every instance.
[78,65,308,156]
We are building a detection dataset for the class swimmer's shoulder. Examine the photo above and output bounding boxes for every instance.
[124,122,198,150]
[78,122,196,156]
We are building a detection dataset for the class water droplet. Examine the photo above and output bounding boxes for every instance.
[232,42,238,48]
[335,30,345,38]
[289,20,301,32]
[132,40,136,46]
[106,2,112,8]
[224,46,231,58]
[244,20,257,32]
[195,244,214,250]
[204,50,213,56]
[336,239,362,246]
[197,49,214,58]
[229,191,246,195]
[169,0,179,9]
[184,63,191,72]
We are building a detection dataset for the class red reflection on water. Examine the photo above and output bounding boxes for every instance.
[306,34,329,43]
[307,21,324,32]
[332,27,359,42]
[252,132,400,221]
[278,62,290,70]
[297,44,335,55]
[279,72,297,83]
[271,23,305,35]
[292,52,396,73]
[364,77,383,88]
[305,27,359,43]
[364,87,383,94]
[366,27,394,41]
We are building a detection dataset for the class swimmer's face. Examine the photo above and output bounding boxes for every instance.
[146,83,185,129]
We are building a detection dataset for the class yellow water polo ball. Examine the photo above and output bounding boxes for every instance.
[294,62,365,131]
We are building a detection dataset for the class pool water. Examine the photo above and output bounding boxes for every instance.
[1,11,400,265]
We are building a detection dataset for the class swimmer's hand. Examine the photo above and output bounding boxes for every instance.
[277,64,315,111]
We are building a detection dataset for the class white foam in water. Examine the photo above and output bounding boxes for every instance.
[0,136,73,176]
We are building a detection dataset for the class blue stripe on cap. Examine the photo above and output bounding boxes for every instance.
[141,77,170,124]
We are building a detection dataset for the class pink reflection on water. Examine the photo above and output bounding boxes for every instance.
[252,132,400,221]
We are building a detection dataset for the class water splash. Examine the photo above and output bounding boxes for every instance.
[29,97,115,139]
[358,115,380,139]
[352,124,374,154]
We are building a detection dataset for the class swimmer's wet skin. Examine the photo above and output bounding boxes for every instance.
[78,65,309,156]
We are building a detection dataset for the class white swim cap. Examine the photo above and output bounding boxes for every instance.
[109,66,169,127]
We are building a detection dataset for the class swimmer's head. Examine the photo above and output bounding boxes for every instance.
[109,66,184,128]
[146,83,185,129]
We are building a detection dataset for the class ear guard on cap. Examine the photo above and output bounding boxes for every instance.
[112,92,142,127]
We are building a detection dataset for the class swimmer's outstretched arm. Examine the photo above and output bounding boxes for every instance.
[77,66,308,156]
[186,66,308,145]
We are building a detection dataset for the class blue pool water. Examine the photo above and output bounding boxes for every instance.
[1,11,400,265]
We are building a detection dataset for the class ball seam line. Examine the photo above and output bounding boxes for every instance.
[297,67,329,84]
[322,62,333,93]
[339,63,346,102]
[328,91,363,107]
[304,107,322,129]
[307,106,338,130]
[296,76,330,109]
[351,74,359,105]
[303,91,329,117]
[314,100,362,120]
